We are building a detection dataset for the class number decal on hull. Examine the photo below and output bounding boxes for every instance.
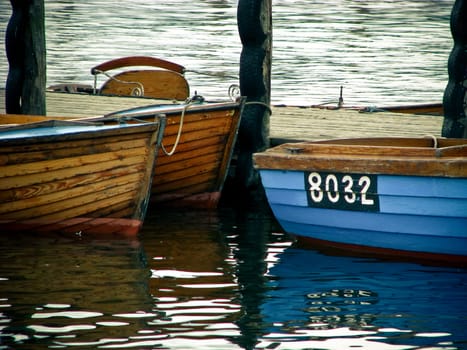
[304,172,379,212]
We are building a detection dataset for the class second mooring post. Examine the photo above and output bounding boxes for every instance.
[442,0,467,138]
[235,0,272,192]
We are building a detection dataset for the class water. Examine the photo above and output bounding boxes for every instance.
[0,0,455,106]
[1,2,466,349]
[1,206,467,349]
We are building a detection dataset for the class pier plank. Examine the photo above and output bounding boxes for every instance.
[0,89,443,143]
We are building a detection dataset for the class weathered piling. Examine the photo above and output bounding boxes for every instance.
[235,0,272,191]
[5,0,46,115]
[443,0,467,138]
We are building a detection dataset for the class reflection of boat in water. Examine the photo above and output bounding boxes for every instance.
[258,246,467,349]
[0,234,153,348]
[139,209,243,348]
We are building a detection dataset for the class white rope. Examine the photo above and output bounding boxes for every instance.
[424,134,438,148]
[160,99,195,156]
[245,101,273,115]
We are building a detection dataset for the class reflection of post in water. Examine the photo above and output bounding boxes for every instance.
[141,207,283,349]
[230,212,269,349]
[0,235,152,347]
[227,203,282,350]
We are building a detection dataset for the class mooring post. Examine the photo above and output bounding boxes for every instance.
[442,0,467,138]
[5,0,46,115]
[235,0,272,191]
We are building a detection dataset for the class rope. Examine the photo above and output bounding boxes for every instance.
[185,69,238,80]
[424,134,438,148]
[359,106,388,113]
[93,69,145,96]
[245,101,273,115]
[160,98,198,156]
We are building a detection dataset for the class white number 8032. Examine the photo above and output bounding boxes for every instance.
[305,172,379,211]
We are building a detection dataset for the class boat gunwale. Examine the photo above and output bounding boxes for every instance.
[253,137,467,177]
[0,119,162,145]
[102,99,243,120]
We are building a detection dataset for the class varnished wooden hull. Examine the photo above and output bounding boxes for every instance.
[106,100,244,208]
[254,137,467,262]
[313,102,444,116]
[376,102,443,115]
[0,119,165,235]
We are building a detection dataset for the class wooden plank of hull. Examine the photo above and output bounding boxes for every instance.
[155,153,221,184]
[0,122,162,235]
[380,102,443,116]
[254,137,467,177]
[313,103,444,116]
[296,236,467,266]
[0,137,147,166]
[154,169,219,194]
[0,218,142,236]
[0,172,142,216]
[276,209,467,258]
[147,103,242,208]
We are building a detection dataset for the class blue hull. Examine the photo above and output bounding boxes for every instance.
[260,169,467,257]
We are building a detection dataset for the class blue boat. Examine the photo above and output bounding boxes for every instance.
[253,137,467,263]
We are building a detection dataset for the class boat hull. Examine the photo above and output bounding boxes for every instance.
[106,100,244,208]
[260,169,467,259]
[254,137,467,261]
[0,120,164,235]
[1,99,244,209]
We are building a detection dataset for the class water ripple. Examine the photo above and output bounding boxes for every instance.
[0,0,454,105]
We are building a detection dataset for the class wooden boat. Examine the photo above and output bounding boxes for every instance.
[47,56,245,208]
[312,102,444,116]
[0,116,166,235]
[1,97,245,208]
[253,137,467,263]
[104,99,244,208]
[49,56,190,100]
[309,88,444,115]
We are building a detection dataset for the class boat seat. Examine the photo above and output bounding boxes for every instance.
[99,70,190,100]
[91,56,190,100]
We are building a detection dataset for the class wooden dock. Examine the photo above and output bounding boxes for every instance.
[0,89,444,143]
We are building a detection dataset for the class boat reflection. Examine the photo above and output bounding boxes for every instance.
[141,205,287,349]
[258,245,467,349]
[140,209,243,349]
[0,233,153,348]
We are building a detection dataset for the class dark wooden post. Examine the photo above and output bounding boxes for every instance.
[5,0,46,115]
[442,0,467,138]
[235,0,272,191]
